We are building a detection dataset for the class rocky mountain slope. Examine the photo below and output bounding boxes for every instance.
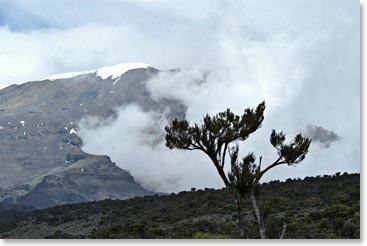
[0,63,186,208]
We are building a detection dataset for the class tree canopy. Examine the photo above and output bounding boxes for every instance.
[165,101,311,239]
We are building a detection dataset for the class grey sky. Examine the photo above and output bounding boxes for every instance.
[0,0,360,191]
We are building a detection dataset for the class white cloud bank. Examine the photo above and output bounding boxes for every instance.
[79,105,221,192]
[0,0,359,192]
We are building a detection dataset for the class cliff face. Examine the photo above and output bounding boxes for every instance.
[0,65,186,208]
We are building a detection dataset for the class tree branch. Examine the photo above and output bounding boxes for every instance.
[256,157,287,183]
[280,223,287,239]
[220,142,229,168]
[229,218,239,228]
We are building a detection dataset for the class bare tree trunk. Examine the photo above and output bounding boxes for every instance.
[280,223,287,239]
[250,189,266,239]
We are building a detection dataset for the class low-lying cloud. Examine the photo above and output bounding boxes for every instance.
[79,104,223,192]
[304,124,341,149]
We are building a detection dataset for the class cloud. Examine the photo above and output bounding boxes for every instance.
[304,124,341,149]
[79,104,222,192]
[0,0,360,191]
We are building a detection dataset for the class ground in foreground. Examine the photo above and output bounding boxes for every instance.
[0,173,360,239]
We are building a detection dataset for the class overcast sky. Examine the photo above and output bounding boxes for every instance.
[0,0,360,192]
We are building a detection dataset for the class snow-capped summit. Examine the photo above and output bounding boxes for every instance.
[47,62,151,81]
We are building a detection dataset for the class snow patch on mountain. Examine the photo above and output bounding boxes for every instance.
[47,63,151,81]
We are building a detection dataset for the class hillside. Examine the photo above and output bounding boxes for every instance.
[0,63,186,208]
[0,173,360,239]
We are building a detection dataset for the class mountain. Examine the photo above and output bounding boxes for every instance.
[0,63,186,209]
[0,173,360,239]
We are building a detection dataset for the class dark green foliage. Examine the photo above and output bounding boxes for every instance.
[229,151,259,196]
[0,173,360,239]
[45,230,78,239]
[193,232,232,239]
[270,130,311,165]
[165,102,266,151]
[165,103,266,190]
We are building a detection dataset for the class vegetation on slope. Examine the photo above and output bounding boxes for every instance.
[0,173,360,239]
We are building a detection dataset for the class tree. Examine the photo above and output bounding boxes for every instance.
[165,101,311,239]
